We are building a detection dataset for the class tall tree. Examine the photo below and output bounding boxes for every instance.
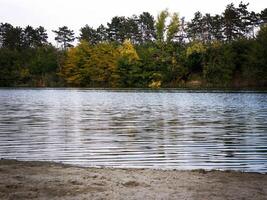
[35,26,48,46]
[223,3,240,41]
[53,26,75,49]
[155,10,181,44]
[166,13,180,43]
[107,16,127,43]
[209,14,224,41]
[237,2,252,38]
[187,12,204,41]
[0,23,24,50]
[126,15,140,43]
[138,12,156,43]
[96,24,108,42]
[155,9,169,43]
[79,25,101,45]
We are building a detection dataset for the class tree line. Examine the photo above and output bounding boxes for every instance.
[0,2,266,88]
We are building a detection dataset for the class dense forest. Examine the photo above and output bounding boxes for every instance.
[0,2,267,88]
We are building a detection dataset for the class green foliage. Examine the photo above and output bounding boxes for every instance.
[155,10,181,44]
[204,43,235,85]
[242,26,267,85]
[79,25,101,45]
[28,45,58,86]
[186,42,206,73]
[167,13,180,43]
[0,48,20,86]
[117,40,143,87]
[139,12,156,42]
[156,10,169,43]
[53,26,75,49]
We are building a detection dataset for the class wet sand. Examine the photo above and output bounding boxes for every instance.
[0,159,266,200]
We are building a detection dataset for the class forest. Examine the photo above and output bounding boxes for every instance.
[0,2,266,88]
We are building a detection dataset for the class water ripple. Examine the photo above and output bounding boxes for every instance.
[0,89,266,172]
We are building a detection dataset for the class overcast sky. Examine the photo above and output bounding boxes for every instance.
[0,0,266,43]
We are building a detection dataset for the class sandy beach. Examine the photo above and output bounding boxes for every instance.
[0,159,266,200]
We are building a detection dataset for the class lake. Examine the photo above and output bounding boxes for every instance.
[0,89,266,172]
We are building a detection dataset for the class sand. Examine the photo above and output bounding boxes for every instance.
[0,159,266,200]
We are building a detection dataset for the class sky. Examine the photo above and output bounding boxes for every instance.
[0,0,266,44]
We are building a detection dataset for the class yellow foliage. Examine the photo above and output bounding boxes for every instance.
[119,39,139,62]
[186,41,206,57]
[20,68,30,79]
[148,72,162,88]
[60,40,92,85]
[148,80,162,89]
[86,42,120,85]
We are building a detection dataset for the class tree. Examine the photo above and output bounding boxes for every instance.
[106,16,141,44]
[155,9,169,43]
[23,26,48,48]
[223,3,241,41]
[53,26,75,49]
[237,2,253,38]
[0,23,24,50]
[28,45,58,86]
[117,39,141,87]
[96,24,108,42]
[84,42,119,87]
[167,13,180,43]
[138,12,156,43]
[0,48,20,86]
[186,41,206,73]
[79,25,101,45]
[23,25,36,48]
[209,14,224,41]
[187,12,204,41]
[61,40,119,87]
[155,10,181,44]
[242,26,267,86]
[107,16,128,43]
[60,40,92,86]
[35,26,48,46]
[204,43,235,85]
[126,15,140,43]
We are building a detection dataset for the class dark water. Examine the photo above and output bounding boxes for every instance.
[0,89,266,172]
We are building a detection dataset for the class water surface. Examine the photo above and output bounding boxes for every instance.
[0,89,266,172]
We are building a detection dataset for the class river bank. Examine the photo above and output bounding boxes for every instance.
[0,159,266,200]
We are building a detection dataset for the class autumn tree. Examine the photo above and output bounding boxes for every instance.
[60,40,92,86]
[117,39,142,87]
[83,42,119,87]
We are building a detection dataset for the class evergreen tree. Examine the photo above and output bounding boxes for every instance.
[53,26,75,49]
[138,12,156,43]
[79,25,101,45]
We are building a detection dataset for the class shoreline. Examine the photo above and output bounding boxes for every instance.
[1,87,267,93]
[0,159,266,200]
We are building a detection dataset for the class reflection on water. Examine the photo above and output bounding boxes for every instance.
[0,89,267,172]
